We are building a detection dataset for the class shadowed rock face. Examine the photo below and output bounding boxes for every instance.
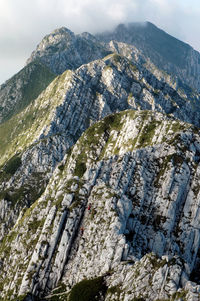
[97,22,200,93]
[1,23,200,301]
[0,61,56,123]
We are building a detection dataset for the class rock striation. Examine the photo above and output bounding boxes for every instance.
[1,53,200,244]
[1,110,200,300]
[1,22,200,301]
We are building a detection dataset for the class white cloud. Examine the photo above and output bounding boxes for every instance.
[0,0,200,84]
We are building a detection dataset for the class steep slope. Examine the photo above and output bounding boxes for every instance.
[1,110,200,300]
[0,60,56,123]
[97,22,200,92]
[1,53,200,242]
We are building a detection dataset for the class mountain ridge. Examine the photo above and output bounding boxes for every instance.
[0,22,200,300]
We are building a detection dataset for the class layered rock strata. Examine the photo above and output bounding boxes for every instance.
[0,110,200,300]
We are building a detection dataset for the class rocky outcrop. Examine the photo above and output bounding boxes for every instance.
[2,22,200,126]
[27,27,110,75]
[26,23,200,95]
[1,110,200,300]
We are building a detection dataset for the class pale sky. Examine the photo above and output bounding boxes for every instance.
[0,0,200,85]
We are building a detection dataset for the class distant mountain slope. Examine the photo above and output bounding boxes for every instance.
[97,22,200,92]
[0,61,56,123]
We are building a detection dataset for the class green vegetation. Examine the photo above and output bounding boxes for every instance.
[138,120,161,147]
[69,200,81,211]
[69,277,107,301]
[0,172,45,207]
[46,284,68,300]
[0,68,72,167]
[112,53,122,64]
[14,295,29,301]
[130,63,138,72]
[4,154,21,175]
[70,109,192,170]
[1,60,56,123]
[28,218,44,233]
[171,122,186,133]
[107,285,122,299]
[71,111,126,169]
[146,253,167,270]
[154,299,170,301]
[10,294,40,301]
[171,290,187,301]
[74,161,87,178]
[153,89,160,96]
[84,111,124,144]
[47,294,68,301]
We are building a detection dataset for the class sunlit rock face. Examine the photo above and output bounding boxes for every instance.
[1,110,200,300]
[1,23,200,301]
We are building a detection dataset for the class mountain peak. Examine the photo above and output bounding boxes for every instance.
[50,26,74,37]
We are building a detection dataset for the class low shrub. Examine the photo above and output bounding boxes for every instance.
[69,277,107,301]
[4,155,22,175]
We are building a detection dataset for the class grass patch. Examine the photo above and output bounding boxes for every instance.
[4,154,22,175]
[107,285,122,296]
[69,200,81,211]
[138,120,161,147]
[0,70,69,166]
[1,60,56,123]
[74,161,87,178]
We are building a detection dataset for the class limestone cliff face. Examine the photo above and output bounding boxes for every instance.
[1,53,200,244]
[1,23,200,301]
[1,110,200,300]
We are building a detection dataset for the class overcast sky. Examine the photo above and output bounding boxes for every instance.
[0,0,200,85]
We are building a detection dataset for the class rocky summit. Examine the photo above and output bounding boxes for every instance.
[0,22,200,301]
